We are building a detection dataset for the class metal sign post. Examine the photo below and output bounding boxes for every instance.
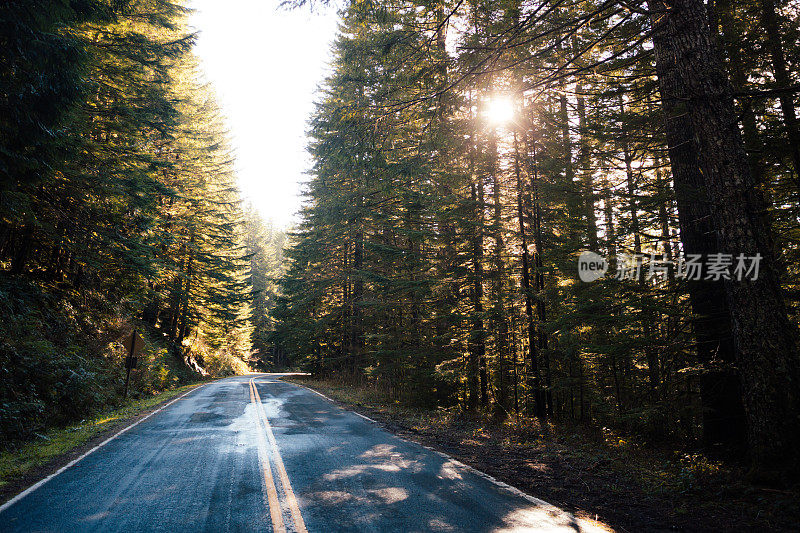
[123,329,144,399]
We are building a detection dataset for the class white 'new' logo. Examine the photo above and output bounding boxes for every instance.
[578,251,608,282]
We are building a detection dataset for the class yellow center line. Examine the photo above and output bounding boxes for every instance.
[251,379,309,533]
[250,379,286,533]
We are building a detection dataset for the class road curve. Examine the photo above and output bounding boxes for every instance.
[0,375,606,532]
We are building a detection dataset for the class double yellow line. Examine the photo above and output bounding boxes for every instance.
[249,378,308,533]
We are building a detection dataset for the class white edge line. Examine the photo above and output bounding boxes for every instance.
[0,383,206,514]
[283,379,565,512]
[293,383,335,403]
[287,381,378,424]
[351,412,377,423]
[409,439,556,509]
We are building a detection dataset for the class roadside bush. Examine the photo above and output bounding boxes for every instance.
[189,336,248,377]
[0,273,252,446]
[0,279,112,442]
[0,277,191,444]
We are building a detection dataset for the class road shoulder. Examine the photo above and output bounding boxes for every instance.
[283,377,800,532]
[0,380,210,506]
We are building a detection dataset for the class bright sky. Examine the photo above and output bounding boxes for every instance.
[190,0,340,227]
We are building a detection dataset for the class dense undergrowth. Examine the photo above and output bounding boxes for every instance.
[0,275,242,445]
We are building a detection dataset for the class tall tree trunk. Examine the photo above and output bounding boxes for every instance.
[341,242,351,370]
[602,177,616,259]
[577,82,598,250]
[489,129,509,414]
[759,0,800,183]
[654,150,675,284]
[649,0,800,472]
[177,251,194,345]
[168,253,185,341]
[470,179,488,408]
[715,0,765,184]
[619,97,643,260]
[526,128,552,417]
[650,1,747,459]
[515,130,544,418]
[477,173,489,407]
[350,189,364,375]
[467,89,487,408]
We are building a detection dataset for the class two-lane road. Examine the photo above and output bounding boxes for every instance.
[0,375,606,532]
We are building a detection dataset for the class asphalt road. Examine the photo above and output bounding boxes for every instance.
[0,375,606,532]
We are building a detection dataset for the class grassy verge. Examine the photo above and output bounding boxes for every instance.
[0,381,209,499]
[286,377,800,533]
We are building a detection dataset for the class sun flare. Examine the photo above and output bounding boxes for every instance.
[486,97,514,124]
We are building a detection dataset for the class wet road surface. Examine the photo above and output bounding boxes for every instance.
[0,375,606,532]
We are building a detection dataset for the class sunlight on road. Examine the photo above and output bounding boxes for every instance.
[499,508,614,532]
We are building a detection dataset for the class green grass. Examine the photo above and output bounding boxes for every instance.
[0,382,206,493]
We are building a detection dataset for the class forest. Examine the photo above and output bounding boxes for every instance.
[0,0,283,443]
[272,0,800,481]
[1,0,799,500]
